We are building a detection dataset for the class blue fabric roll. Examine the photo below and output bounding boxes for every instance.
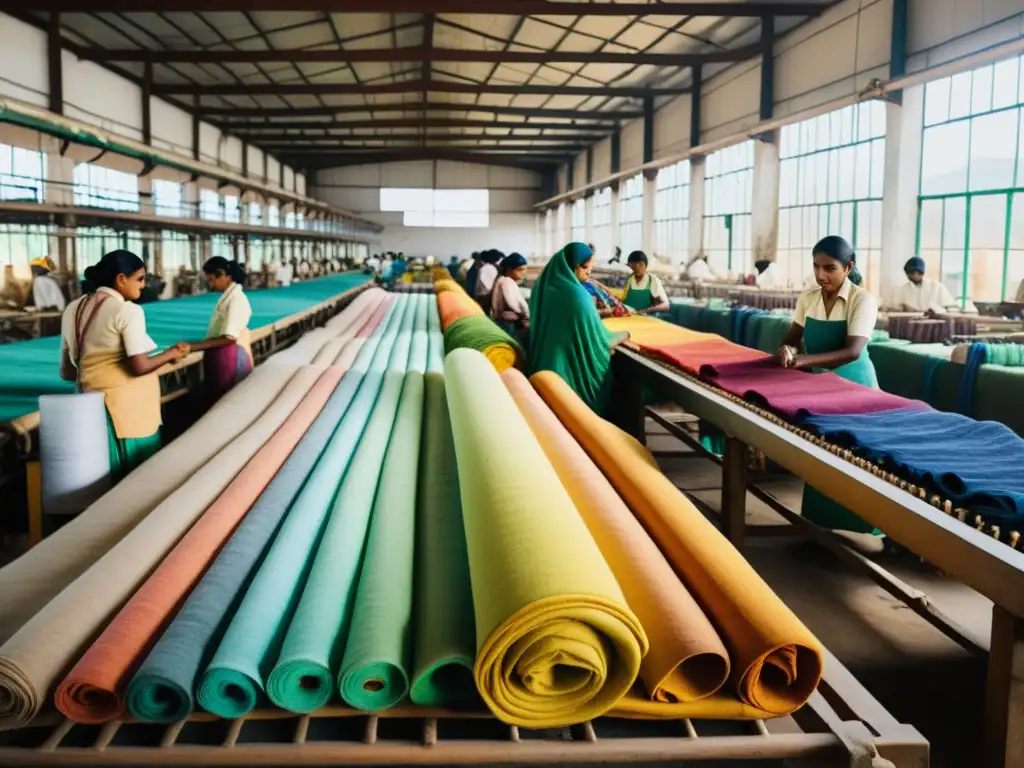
[805,408,1024,524]
[39,393,112,517]
[921,356,944,408]
[125,301,401,723]
[957,343,987,417]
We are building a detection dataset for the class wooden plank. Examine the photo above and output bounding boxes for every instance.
[721,437,747,550]
[985,606,1024,767]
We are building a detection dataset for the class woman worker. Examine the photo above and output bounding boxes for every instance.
[474,250,503,315]
[186,257,253,406]
[776,235,884,554]
[491,252,530,341]
[622,250,670,315]
[527,242,628,415]
[59,250,190,479]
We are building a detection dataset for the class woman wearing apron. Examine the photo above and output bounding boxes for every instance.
[188,257,253,407]
[777,235,884,554]
[622,250,671,315]
[59,250,190,480]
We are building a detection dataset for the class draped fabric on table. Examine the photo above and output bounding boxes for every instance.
[532,371,825,718]
[445,348,646,727]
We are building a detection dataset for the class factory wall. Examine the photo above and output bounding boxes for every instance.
[314,160,544,259]
[0,12,308,195]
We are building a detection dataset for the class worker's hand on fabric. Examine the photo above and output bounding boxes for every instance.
[171,342,190,358]
[776,345,797,368]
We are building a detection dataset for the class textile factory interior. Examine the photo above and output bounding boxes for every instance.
[0,1,1023,766]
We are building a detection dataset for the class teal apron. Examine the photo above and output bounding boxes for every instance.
[801,316,881,534]
[623,276,654,312]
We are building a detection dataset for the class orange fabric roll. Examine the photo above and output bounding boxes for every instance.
[53,367,345,724]
[531,371,824,717]
[437,290,482,331]
[502,369,730,704]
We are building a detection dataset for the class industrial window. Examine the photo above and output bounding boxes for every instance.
[591,187,613,261]
[247,202,262,226]
[266,205,280,228]
[654,159,690,267]
[703,141,753,276]
[556,203,568,245]
[0,144,44,203]
[571,198,586,243]
[75,228,143,273]
[224,195,241,224]
[544,208,557,255]
[162,231,192,273]
[916,53,1024,304]
[382,188,489,228]
[285,210,297,229]
[152,180,184,218]
[0,223,50,274]
[73,163,139,212]
[617,174,643,256]
[777,101,886,292]
[199,189,222,221]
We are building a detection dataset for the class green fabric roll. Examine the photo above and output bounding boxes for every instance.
[337,368,424,710]
[753,314,792,354]
[195,297,411,719]
[410,372,477,706]
[527,243,612,414]
[265,302,419,713]
[443,314,523,359]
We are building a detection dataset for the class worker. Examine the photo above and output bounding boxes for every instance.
[187,257,253,406]
[446,255,461,280]
[491,252,530,340]
[464,252,482,294]
[527,242,628,415]
[622,251,670,315]
[28,257,66,312]
[275,257,294,288]
[685,253,716,281]
[776,235,884,554]
[754,259,782,288]
[475,250,503,315]
[391,252,408,286]
[894,256,961,313]
[59,250,190,479]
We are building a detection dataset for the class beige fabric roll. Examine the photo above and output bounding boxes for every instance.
[271,290,385,366]
[0,365,325,730]
[311,296,383,365]
[324,288,385,331]
[0,362,301,647]
[330,338,365,370]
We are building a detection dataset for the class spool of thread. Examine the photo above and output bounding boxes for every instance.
[40,393,112,517]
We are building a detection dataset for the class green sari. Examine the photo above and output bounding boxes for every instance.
[527,243,613,414]
[105,413,161,483]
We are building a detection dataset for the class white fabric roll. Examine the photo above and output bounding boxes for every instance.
[39,393,111,517]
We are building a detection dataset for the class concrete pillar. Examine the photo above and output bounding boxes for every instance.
[43,141,74,206]
[642,170,657,256]
[182,181,199,218]
[559,202,571,245]
[138,176,153,216]
[584,193,594,245]
[688,157,707,273]
[609,182,621,260]
[751,131,781,265]
[880,85,925,304]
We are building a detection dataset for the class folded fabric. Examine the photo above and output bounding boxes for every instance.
[707,359,927,421]
[54,368,345,724]
[503,369,729,704]
[533,371,824,717]
[805,408,1024,522]
[444,314,523,372]
[602,315,710,349]
[445,349,646,727]
[644,338,773,377]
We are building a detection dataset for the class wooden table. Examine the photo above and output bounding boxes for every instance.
[615,347,1024,768]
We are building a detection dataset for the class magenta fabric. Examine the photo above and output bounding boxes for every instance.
[647,338,772,377]
[203,343,253,407]
[706,359,929,422]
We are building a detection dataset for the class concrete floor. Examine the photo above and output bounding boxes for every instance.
[647,419,989,767]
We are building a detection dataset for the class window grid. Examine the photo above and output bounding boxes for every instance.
[703,141,754,275]
[0,144,45,203]
[591,187,612,262]
[73,163,140,212]
[152,180,185,218]
[777,101,887,293]
[617,174,643,256]
[654,160,690,267]
[571,198,586,243]
[916,53,1024,303]
[0,223,51,273]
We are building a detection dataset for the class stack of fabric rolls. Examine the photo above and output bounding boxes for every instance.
[602,312,1024,541]
[0,292,831,734]
[434,276,523,373]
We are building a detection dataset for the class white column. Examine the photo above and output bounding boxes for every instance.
[43,139,75,207]
[880,85,925,304]
[138,176,153,216]
[584,194,595,245]
[534,212,543,259]
[751,131,781,268]
[183,181,199,219]
[642,170,657,256]
[609,182,621,260]
[688,157,707,275]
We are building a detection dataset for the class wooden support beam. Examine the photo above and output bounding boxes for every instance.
[191,95,200,161]
[142,60,153,145]
[889,0,909,103]
[223,118,616,132]
[199,102,639,120]
[47,12,63,115]
[759,16,775,121]
[642,94,654,165]
[610,128,621,175]
[690,64,703,149]
[721,437,748,551]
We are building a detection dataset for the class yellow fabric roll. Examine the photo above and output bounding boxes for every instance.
[481,343,518,373]
[532,371,824,717]
[434,279,459,294]
[603,315,711,348]
[444,349,647,728]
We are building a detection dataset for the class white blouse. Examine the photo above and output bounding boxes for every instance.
[206,282,252,340]
[792,278,877,339]
[61,287,156,365]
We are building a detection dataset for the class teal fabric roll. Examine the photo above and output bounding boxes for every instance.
[264,299,419,713]
[195,297,412,719]
[409,372,477,706]
[125,305,397,723]
[337,366,424,710]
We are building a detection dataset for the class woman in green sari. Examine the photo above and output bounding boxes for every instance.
[527,242,626,414]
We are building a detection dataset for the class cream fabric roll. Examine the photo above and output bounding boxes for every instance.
[0,362,301,647]
[39,393,111,517]
[0,365,326,730]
